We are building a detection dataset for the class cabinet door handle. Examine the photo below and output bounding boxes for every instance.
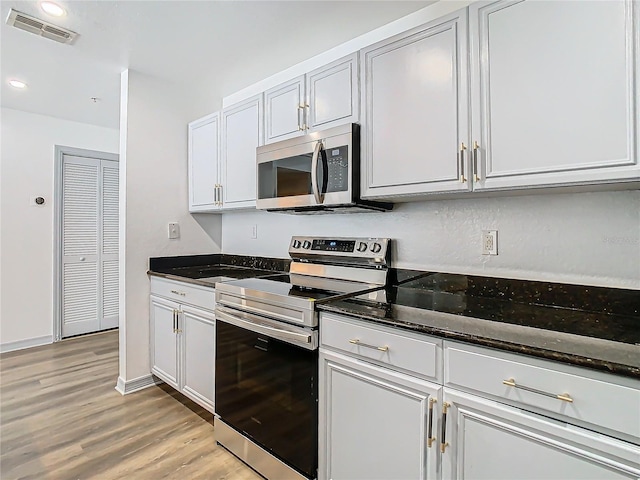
[172,309,177,333]
[458,143,467,183]
[349,338,389,352]
[176,310,182,333]
[170,290,186,296]
[502,378,573,403]
[427,397,437,448]
[472,140,480,182]
[441,402,450,453]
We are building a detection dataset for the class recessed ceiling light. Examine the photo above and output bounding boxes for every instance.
[8,79,27,89]
[40,1,66,17]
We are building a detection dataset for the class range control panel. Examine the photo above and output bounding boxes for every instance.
[289,236,390,262]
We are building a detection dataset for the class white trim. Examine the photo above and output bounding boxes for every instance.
[0,335,53,353]
[115,374,161,395]
[53,145,119,343]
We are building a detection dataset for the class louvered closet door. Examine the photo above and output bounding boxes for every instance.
[100,160,119,330]
[62,155,119,337]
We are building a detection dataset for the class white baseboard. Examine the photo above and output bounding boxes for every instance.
[115,374,161,395]
[0,335,53,353]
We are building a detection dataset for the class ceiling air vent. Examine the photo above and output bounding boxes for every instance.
[5,8,78,44]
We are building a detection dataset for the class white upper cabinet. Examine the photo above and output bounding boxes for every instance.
[188,112,221,212]
[264,76,305,143]
[306,53,359,132]
[360,9,471,199]
[470,0,639,190]
[264,54,359,144]
[221,94,264,209]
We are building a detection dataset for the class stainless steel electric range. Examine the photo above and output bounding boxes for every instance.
[214,236,391,480]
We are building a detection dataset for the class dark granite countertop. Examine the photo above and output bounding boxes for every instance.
[147,253,289,288]
[318,272,640,379]
[148,254,639,379]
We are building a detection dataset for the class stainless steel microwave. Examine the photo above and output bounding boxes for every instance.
[256,123,392,214]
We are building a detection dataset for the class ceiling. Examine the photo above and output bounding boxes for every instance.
[0,1,432,129]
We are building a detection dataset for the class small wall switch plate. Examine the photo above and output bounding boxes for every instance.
[168,222,180,239]
[251,224,258,239]
[482,230,498,255]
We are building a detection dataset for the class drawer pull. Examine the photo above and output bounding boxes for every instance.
[170,290,186,296]
[427,397,436,448]
[441,402,450,453]
[503,378,574,403]
[349,339,389,352]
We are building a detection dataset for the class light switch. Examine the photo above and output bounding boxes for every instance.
[168,222,180,239]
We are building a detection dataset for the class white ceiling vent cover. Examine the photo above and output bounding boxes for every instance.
[5,8,78,44]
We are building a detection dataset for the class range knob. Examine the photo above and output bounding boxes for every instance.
[292,240,301,248]
[302,240,312,249]
[356,241,368,252]
[370,242,382,253]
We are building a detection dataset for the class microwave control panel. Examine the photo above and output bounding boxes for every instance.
[325,145,348,193]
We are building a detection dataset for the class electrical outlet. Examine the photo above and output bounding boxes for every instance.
[482,230,498,255]
[168,222,180,239]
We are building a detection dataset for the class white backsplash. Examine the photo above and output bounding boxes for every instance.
[220,190,640,289]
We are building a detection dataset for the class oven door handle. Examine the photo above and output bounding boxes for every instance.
[216,306,317,350]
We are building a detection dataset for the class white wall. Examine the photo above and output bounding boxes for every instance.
[222,190,640,289]
[118,70,222,387]
[0,108,120,350]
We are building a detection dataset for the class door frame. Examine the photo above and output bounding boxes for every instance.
[53,145,119,342]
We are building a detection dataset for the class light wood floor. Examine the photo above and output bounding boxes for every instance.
[0,330,262,480]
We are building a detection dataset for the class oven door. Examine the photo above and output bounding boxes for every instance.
[215,307,318,479]
[256,127,353,210]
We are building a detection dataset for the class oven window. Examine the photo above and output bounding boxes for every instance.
[215,320,318,478]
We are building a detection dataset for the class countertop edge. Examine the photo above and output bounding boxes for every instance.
[317,303,640,380]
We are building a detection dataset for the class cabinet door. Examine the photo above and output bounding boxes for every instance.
[306,53,359,131]
[441,389,640,480]
[150,295,179,389]
[361,8,471,199]
[188,113,220,212]
[221,94,263,209]
[470,0,639,190]
[180,305,215,412]
[264,75,305,144]
[319,350,440,480]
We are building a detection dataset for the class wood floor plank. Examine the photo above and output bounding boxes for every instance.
[0,330,263,480]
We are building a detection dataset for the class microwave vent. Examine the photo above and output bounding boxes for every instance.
[5,8,78,44]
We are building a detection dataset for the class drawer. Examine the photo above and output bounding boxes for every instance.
[150,277,215,311]
[320,312,442,382]
[445,343,640,442]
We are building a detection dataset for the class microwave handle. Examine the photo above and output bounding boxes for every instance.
[311,140,325,204]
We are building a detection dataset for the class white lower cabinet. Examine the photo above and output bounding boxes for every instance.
[150,277,215,413]
[319,350,440,480]
[441,389,640,480]
[319,313,640,480]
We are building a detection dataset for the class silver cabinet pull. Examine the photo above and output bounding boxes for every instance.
[427,397,437,448]
[176,310,182,333]
[170,290,186,296]
[441,402,450,453]
[503,378,573,403]
[172,309,177,333]
[472,140,480,182]
[349,338,389,352]
[79,257,86,261]
[218,184,223,207]
[459,142,467,183]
